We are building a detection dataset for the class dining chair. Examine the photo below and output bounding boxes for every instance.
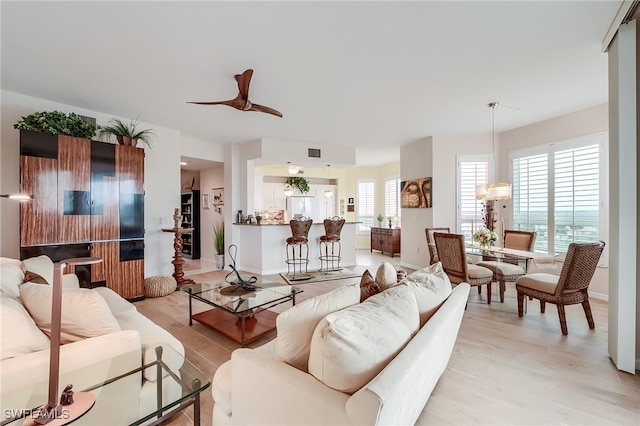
[425,227,450,265]
[434,232,494,304]
[515,241,605,335]
[477,230,536,303]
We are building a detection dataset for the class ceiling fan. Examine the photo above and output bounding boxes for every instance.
[187,69,283,118]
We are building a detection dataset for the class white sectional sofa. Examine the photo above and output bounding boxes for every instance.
[211,263,470,425]
[0,255,185,423]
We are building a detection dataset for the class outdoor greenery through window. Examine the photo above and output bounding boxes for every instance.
[511,133,603,253]
[384,176,400,221]
[357,179,375,233]
[458,156,489,241]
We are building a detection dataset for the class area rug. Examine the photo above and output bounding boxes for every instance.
[279,269,362,285]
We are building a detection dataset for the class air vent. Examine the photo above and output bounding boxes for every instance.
[308,148,321,158]
[78,114,97,127]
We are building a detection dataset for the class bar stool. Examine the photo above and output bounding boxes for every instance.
[318,216,345,273]
[285,217,313,281]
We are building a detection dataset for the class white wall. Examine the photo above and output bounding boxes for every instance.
[0,90,221,279]
[200,165,225,262]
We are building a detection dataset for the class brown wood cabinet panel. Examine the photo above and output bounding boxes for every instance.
[20,156,58,246]
[118,259,144,299]
[91,175,119,241]
[117,145,144,194]
[91,241,119,284]
[58,136,91,243]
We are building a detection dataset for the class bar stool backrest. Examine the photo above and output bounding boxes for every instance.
[289,217,313,243]
[323,217,345,240]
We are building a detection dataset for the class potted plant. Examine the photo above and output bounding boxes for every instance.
[213,221,225,269]
[376,213,384,227]
[285,176,310,194]
[13,110,97,139]
[98,116,155,148]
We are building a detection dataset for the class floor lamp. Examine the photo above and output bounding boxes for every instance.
[25,257,103,426]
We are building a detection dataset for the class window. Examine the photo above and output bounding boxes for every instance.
[458,156,489,241]
[511,134,603,253]
[357,179,375,233]
[384,176,400,220]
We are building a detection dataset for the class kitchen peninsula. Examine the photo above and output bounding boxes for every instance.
[233,222,358,275]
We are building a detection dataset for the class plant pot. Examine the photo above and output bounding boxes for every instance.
[116,136,138,147]
[216,254,225,269]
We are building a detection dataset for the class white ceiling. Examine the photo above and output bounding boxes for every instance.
[1,1,621,166]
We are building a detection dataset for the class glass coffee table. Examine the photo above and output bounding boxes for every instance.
[1,344,210,426]
[182,280,302,345]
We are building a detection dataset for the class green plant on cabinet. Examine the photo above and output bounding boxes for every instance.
[98,116,155,148]
[13,110,97,139]
[286,176,310,194]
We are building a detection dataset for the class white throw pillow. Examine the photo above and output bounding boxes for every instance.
[277,283,360,371]
[397,262,453,326]
[21,255,55,286]
[0,294,50,360]
[375,261,397,290]
[0,257,26,299]
[308,285,419,394]
[19,283,121,344]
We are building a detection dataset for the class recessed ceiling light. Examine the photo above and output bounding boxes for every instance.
[180,161,188,166]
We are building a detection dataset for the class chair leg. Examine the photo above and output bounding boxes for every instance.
[557,304,568,335]
[486,283,491,304]
[499,280,505,303]
[540,300,546,313]
[478,286,482,294]
[582,299,595,329]
[517,291,524,317]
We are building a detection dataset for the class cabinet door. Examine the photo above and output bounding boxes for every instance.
[58,136,91,243]
[117,145,144,239]
[20,155,58,246]
[91,141,119,241]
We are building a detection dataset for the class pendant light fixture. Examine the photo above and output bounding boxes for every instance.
[323,164,333,198]
[476,101,511,232]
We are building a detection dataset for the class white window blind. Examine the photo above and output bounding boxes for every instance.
[357,180,375,233]
[384,176,400,219]
[511,136,601,254]
[512,153,549,251]
[458,158,489,241]
[554,144,599,252]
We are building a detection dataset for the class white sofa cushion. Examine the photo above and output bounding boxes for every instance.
[20,283,121,344]
[113,309,185,382]
[276,283,360,371]
[212,361,233,416]
[397,262,453,326]
[375,261,397,290]
[93,286,137,315]
[21,255,55,285]
[0,257,25,299]
[308,285,419,394]
[0,294,50,360]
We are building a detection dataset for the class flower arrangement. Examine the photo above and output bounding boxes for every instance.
[472,228,497,248]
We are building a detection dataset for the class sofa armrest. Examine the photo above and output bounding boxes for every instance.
[0,329,141,396]
[228,347,353,425]
[62,273,80,289]
[348,283,471,426]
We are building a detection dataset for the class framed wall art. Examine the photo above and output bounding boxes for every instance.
[212,188,224,205]
[401,177,432,208]
[202,193,210,210]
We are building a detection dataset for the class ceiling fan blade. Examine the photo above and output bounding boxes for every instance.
[187,100,235,106]
[250,103,283,118]
[235,69,253,100]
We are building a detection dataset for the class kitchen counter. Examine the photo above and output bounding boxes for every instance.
[232,222,358,275]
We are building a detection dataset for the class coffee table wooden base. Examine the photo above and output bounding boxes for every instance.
[192,308,278,345]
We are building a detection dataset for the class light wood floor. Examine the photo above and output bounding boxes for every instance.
[135,252,639,425]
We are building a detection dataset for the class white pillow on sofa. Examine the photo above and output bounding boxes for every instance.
[21,255,55,285]
[308,285,419,394]
[375,261,397,290]
[20,283,121,344]
[0,294,50,360]
[276,283,360,371]
[0,257,25,299]
[397,262,453,326]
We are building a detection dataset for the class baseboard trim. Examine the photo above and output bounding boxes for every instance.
[588,291,608,302]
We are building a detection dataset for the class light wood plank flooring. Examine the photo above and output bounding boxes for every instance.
[135,252,639,425]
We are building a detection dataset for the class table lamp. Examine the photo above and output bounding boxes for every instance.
[25,257,103,426]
